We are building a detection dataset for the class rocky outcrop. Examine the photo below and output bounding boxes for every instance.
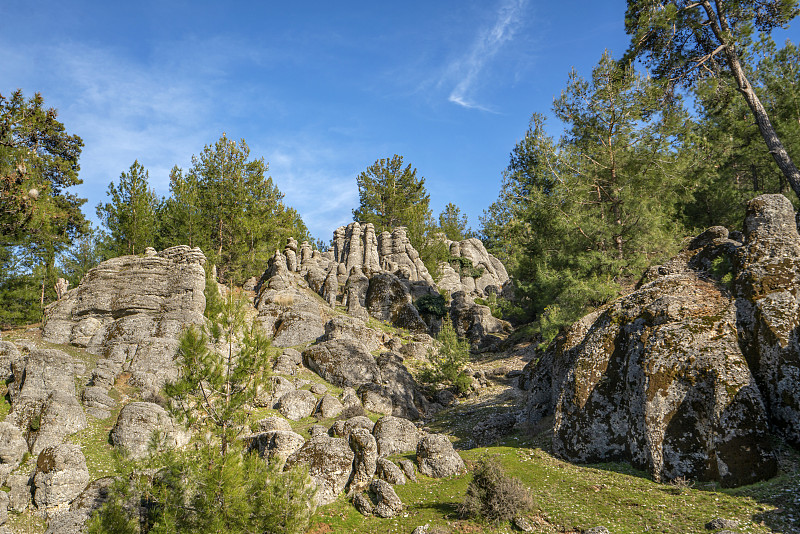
[244,430,306,466]
[303,339,380,388]
[449,291,512,349]
[733,194,800,448]
[438,237,511,299]
[110,402,189,459]
[277,390,318,421]
[369,478,403,518]
[42,246,207,396]
[284,435,355,505]
[519,194,800,487]
[365,273,428,333]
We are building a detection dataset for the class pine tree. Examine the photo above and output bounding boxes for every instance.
[438,203,470,241]
[97,160,158,256]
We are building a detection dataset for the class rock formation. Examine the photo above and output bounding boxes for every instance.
[520,194,800,487]
[42,245,207,396]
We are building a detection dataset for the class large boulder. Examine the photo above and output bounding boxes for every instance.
[110,402,189,459]
[365,273,428,333]
[370,478,403,518]
[277,390,318,421]
[373,416,419,457]
[284,435,355,505]
[244,430,306,466]
[449,291,511,349]
[42,246,207,396]
[7,349,78,432]
[733,194,800,448]
[519,197,800,487]
[319,315,382,353]
[416,433,465,478]
[303,339,380,388]
[33,444,90,511]
[29,390,87,456]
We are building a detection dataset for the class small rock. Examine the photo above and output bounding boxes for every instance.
[353,492,373,516]
[513,516,535,532]
[376,458,406,485]
[706,518,740,530]
[310,383,327,395]
[308,425,328,438]
[398,459,417,482]
[585,528,610,534]
[370,478,403,518]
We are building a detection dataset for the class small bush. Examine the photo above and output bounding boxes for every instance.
[419,320,471,396]
[709,256,734,288]
[448,256,485,279]
[415,293,448,317]
[459,455,533,523]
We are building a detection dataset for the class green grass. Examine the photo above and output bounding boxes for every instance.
[308,433,800,534]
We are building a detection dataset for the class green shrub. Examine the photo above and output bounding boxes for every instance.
[420,320,471,396]
[448,256,485,279]
[459,455,533,523]
[709,255,734,288]
[415,293,448,317]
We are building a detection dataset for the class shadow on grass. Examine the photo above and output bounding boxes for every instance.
[406,500,460,519]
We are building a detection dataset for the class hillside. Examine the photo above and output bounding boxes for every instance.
[0,203,798,534]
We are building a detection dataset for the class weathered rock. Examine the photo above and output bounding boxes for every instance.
[8,348,76,431]
[440,237,510,298]
[320,315,382,353]
[353,492,374,516]
[375,352,424,420]
[277,390,318,421]
[29,390,87,456]
[43,246,206,396]
[373,416,419,457]
[244,430,306,466]
[256,416,293,432]
[519,197,796,487]
[734,194,800,448]
[255,375,295,408]
[284,435,355,505]
[303,339,380,388]
[44,477,114,534]
[358,384,393,415]
[365,273,428,333]
[0,341,19,381]
[322,269,339,307]
[33,444,90,510]
[0,422,27,466]
[398,459,417,482]
[376,458,406,485]
[273,310,325,348]
[81,386,117,420]
[331,416,375,439]
[706,518,740,530]
[370,478,403,518]
[0,490,7,526]
[416,434,465,478]
[111,402,189,459]
[316,394,344,419]
[7,473,31,512]
[449,291,511,349]
[348,428,377,492]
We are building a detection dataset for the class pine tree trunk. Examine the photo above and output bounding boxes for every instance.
[727,53,800,199]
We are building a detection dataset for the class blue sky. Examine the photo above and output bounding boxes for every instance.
[3,1,796,242]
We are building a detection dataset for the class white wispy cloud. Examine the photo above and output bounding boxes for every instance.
[446,0,528,111]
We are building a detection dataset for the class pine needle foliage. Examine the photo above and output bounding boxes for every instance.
[420,319,472,395]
